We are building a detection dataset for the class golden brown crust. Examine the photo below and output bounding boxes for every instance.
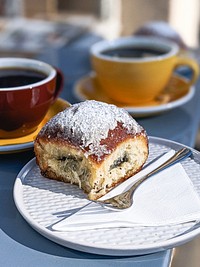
[34,132,148,200]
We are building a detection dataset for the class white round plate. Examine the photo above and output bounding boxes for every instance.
[13,137,200,256]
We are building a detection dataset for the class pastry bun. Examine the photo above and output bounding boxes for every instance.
[34,100,149,200]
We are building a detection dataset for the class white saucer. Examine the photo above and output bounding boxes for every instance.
[74,73,195,117]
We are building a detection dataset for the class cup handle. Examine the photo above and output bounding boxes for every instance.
[173,56,199,85]
[53,68,64,100]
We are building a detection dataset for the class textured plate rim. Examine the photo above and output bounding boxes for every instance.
[13,136,200,256]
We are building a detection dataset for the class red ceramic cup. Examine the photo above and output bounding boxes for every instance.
[0,58,63,139]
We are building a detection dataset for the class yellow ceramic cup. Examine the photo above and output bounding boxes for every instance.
[90,37,199,105]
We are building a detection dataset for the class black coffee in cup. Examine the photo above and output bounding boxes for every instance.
[101,46,168,58]
[0,68,47,88]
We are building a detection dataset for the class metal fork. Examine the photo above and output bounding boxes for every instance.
[95,147,192,211]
